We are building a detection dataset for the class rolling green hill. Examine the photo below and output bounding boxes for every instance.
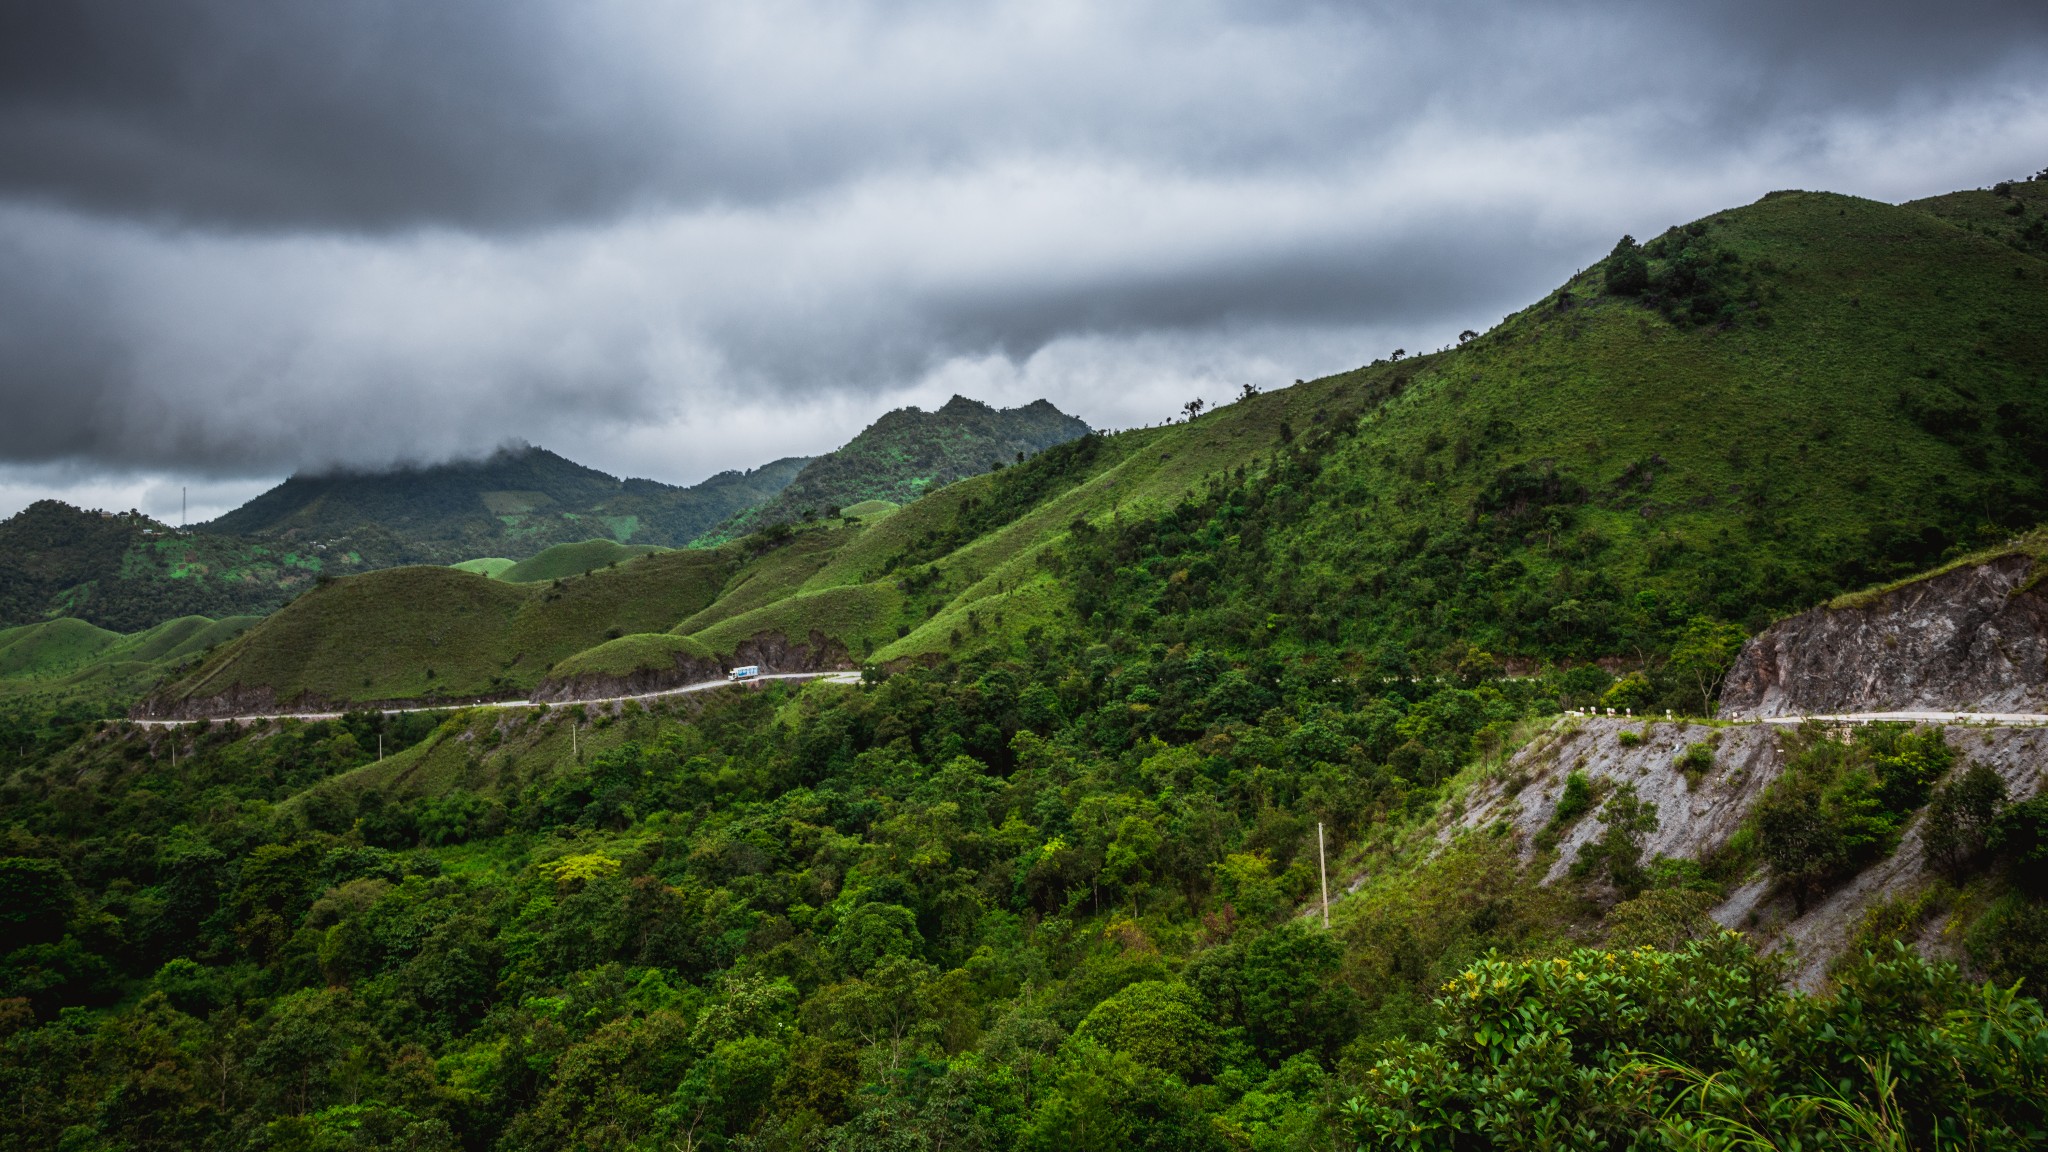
[703,396,1090,540]
[141,182,2048,713]
[0,613,259,704]
[0,499,387,631]
[1907,173,2048,257]
[208,444,808,561]
[449,556,515,577]
[145,546,741,711]
[494,538,666,583]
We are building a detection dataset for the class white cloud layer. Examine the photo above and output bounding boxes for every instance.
[1,1,2045,517]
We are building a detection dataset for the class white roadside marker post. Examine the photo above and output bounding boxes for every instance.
[1318,822,1330,929]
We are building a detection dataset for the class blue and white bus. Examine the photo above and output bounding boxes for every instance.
[727,665,761,682]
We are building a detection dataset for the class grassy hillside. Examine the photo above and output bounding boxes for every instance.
[546,632,715,680]
[1042,187,2048,671]
[449,556,515,577]
[208,445,808,561]
[1907,169,2048,257]
[151,547,742,708]
[495,538,666,583]
[142,185,2048,712]
[703,396,1090,540]
[0,613,259,705]
[0,500,386,631]
[0,617,120,677]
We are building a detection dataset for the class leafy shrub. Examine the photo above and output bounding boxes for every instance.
[1603,235,1650,296]
[1602,887,1719,950]
[1859,722,1955,814]
[1749,724,1952,911]
[1922,762,2008,877]
[1751,769,1869,912]
[1600,672,1653,711]
[1347,937,2048,1149]
[1969,894,2048,992]
[1570,784,1659,896]
[1677,740,1716,783]
[1074,980,1218,1081]
[1991,796,2048,894]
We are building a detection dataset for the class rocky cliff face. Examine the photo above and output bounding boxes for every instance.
[1450,716,2048,988]
[1719,553,2048,719]
[1429,541,2048,988]
[529,653,727,704]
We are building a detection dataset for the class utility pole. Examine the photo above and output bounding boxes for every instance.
[182,486,187,530]
[378,734,383,762]
[1318,822,1329,929]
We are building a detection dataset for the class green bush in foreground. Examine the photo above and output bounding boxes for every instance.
[1348,934,2048,1150]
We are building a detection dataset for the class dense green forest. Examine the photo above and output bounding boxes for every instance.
[5,177,2048,1150]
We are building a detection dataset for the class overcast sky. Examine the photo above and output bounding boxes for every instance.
[2,0,2045,522]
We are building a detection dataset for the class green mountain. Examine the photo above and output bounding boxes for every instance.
[706,395,1091,539]
[8,174,2048,1151]
[209,444,808,562]
[0,499,387,632]
[157,185,2048,712]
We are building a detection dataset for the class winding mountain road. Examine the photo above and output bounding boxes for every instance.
[137,693,2048,732]
[132,670,863,728]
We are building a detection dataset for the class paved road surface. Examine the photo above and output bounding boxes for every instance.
[132,670,863,728]
[140,690,2048,731]
[1755,709,2048,726]
[1569,709,2048,727]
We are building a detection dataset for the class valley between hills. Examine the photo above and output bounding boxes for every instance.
[5,176,2048,1148]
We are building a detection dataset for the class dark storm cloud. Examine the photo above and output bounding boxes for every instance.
[0,0,2044,497]
[5,0,2042,231]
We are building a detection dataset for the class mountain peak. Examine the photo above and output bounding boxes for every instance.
[715,395,1090,534]
[938,395,996,417]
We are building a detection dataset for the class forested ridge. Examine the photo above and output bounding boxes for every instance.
[5,178,2048,1150]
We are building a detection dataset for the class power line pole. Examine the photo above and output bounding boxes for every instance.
[182,486,187,530]
[1318,821,1330,929]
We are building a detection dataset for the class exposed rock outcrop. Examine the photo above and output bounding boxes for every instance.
[131,683,524,721]
[1449,718,1784,882]
[1719,553,2048,719]
[529,652,727,703]
[725,630,855,674]
[1452,715,2048,988]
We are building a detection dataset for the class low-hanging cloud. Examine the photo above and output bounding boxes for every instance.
[1,0,2045,506]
